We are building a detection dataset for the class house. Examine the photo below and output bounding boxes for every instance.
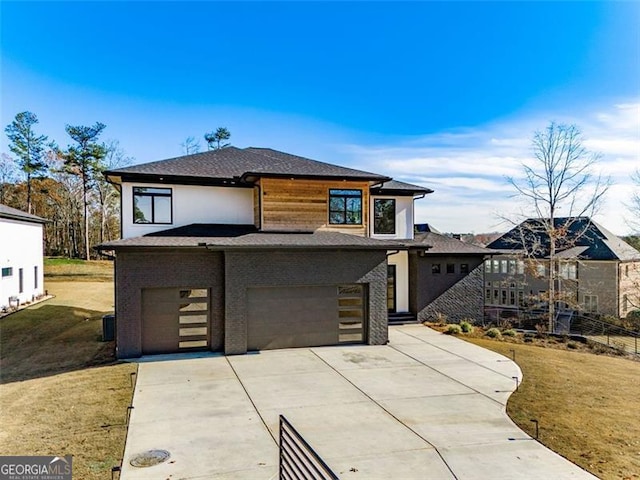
[0,204,46,312]
[101,147,434,358]
[407,224,495,323]
[485,217,640,319]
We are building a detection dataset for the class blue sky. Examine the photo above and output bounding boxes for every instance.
[2,1,639,234]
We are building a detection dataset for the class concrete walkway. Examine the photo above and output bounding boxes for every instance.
[121,325,597,479]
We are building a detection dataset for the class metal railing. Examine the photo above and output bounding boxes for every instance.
[570,315,639,355]
[279,415,339,480]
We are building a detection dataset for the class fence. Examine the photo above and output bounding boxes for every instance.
[279,415,339,480]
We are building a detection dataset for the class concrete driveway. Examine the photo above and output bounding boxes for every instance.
[121,325,596,479]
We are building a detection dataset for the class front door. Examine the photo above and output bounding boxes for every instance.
[387,264,396,313]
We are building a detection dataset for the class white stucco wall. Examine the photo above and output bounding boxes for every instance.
[370,196,415,240]
[388,250,410,312]
[0,218,44,309]
[121,183,255,239]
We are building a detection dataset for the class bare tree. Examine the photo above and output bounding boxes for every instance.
[181,136,201,155]
[95,140,132,243]
[0,153,17,204]
[506,122,610,331]
[628,169,640,233]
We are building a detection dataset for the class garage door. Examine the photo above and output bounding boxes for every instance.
[141,287,210,354]
[247,284,367,351]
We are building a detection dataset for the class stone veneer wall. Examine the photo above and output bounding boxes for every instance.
[416,263,484,323]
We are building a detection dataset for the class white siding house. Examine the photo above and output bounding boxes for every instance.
[120,183,254,239]
[0,205,46,311]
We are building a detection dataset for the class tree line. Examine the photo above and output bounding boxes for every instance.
[2,113,234,259]
[2,112,131,259]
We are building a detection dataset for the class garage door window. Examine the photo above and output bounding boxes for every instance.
[338,284,366,343]
[178,289,209,349]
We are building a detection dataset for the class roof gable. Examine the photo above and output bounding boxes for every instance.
[487,217,640,261]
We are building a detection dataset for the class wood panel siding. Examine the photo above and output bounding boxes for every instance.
[260,178,370,235]
[253,184,261,228]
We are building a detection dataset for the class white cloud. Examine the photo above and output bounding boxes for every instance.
[340,100,640,235]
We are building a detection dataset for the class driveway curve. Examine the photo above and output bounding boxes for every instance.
[121,325,597,479]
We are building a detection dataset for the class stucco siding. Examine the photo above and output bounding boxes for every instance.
[0,218,44,309]
[121,183,254,238]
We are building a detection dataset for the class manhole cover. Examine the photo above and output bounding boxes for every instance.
[129,449,171,467]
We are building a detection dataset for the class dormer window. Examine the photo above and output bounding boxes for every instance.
[133,187,172,224]
[329,189,362,225]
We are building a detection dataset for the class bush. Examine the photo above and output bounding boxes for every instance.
[460,321,474,333]
[567,342,578,349]
[486,327,502,338]
[502,329,517,337]
[445,324,462,335]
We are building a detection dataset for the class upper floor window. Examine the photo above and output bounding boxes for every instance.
[329,189,362,225]
[133,187,172,224]
[446,263,455,274]
[461,263,469,274]
[1,267,12,277]
[373,198,395,234]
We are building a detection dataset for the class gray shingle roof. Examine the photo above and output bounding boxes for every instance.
[407,231,494,255]
[371,180,434,196]
[98,224,404,250]
[0,204,47,224]
[487,217,640,261]
[106,147,390,183]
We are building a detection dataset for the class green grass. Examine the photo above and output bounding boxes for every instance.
[0,258,134,480]
[44,259,113,282]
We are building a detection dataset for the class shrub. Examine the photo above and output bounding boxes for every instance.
[567,342,578,349]
[502,329,516,337]
[445,324,462,335]
[486,327,502,338]
[460,321,474,333]
[535,323,548,338]
[433,312,448,325]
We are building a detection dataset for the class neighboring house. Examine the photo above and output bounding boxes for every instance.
[101,147,432,358]
[0,204,46,311]
[485,217,640,319]
[407,224,494,323]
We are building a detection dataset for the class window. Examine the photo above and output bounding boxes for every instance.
[18,268,23,294]
[559,263,577,280]
[625,265,629,277]
[623,294,628,312]
[500,260,508,273]
[486,281,492,287]
[518,291,525,306]
[501,290,507,305]
[485,289,491,302]
[460,263,469,274]
[516,260,525,275]
[329,189,362,225]
[373,198,395,234]
[584,295,598,313]
[536,264,546,277]
[492,259,499,273]
[431,264,441,274]
[509,290,516,305]
[508,260,516,274]
[446,263,455,274]
[133,187,172,224]
[1,267,12,278]
[484,259,491,272]
[493,289,499,302]
[34,266,38,289]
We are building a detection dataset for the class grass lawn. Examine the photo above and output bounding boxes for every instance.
[465,336,640,480]
[0,259,135,480]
